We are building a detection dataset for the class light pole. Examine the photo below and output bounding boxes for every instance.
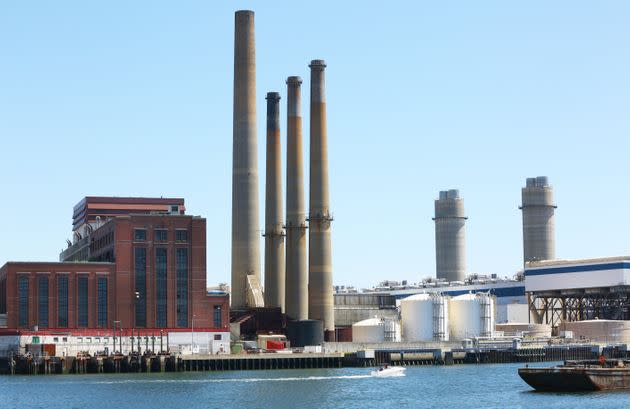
[191,314,198,355]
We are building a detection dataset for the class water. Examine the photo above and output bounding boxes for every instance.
[1,363,629,409]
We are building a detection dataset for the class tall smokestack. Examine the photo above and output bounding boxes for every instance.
[263,92,285,311]
[231,10,260,309]
[520,176,556,264]
[308,60,334,333]
[285,76,308,321]
[433,189,467,282]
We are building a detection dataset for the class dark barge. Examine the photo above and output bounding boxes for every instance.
[519,359,630,391]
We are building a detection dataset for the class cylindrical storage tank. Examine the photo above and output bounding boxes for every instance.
[287,320,324,347]
[495,323,552,338]
[352,318,385,343]
[558,320,630,343]
[401,294,433,341]
[449,293,496,340]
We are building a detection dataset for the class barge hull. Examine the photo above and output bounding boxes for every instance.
[519,367,630,391]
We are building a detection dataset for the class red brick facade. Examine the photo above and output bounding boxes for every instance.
[0,214,229,332]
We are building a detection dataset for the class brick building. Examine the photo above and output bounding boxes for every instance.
[0,197,230,355]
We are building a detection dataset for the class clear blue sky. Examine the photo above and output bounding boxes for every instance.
[1,1,629,289]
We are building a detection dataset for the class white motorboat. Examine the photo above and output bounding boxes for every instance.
[371,365,406,377]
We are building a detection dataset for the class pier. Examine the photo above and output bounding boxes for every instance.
[0,344,614,375]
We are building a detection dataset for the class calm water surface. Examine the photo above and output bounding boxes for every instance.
[1,363,628,408]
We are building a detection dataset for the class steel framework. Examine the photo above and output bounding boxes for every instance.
[528,286,630,327]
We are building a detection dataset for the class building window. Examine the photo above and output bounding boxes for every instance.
[134,247,147,327]
[97,277,108,328]
[18,276,29,328]
[0,276,6,314]
[156,248,168,328]
[155,229,168,242]
[176,248,188,327]
[134,229,146,241]
[214,334,221,341]
[175,230,188,242]
[58,276,68,328]
[77,276,88,327]
[213,305,222,328]
[38,276,49,328]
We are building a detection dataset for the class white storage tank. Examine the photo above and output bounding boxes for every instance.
[449,293,495,340]
[352,318,385,343]
[495,323,552,338]
[401,293,433,341]
[401,293,449,341]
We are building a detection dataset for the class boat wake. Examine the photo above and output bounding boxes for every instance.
[92,374,372,385]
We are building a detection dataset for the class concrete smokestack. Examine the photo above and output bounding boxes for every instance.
[285,77,308,320]
[433,189,467,282]
[308,60,334,333]
[263,92,285,311]
[231,10,260,309]
[520,176,556,264]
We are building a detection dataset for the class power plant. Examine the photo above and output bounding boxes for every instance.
[285,76,309,321]
[3,8,630,385]
[433,189,467,282]
[520,176,556,264]
[308,60,335,334]
[263,92,285,311]
[231,10,261,310]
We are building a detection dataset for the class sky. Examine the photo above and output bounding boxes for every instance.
[1,1,629,289]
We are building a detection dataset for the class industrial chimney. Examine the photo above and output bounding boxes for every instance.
[285,76,308,321]
[520,176,556,265]
[263,92,285,311]
[231,10,261,309]
[308,60,334,334]
[433,189,467,282]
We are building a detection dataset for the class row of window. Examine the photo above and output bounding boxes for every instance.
[18,275,108,329]
[134,229,188,242]
[134,247,189,328]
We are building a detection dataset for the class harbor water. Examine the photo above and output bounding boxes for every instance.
[1,363,629,408]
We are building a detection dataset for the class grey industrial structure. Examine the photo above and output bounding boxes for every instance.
[285,76,309,321]
[263,92,285,311]
[308,60,335,333]
[229,11,334,337]
[231,10,261,310]
[520,176,556,265]
[433,189,467,282]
